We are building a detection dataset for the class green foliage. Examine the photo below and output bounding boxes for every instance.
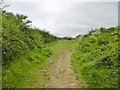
[2,10,57,65]
[2,48,51,88]
[72,27,119,88]
[2,10,57,88]
[62,37,74,40]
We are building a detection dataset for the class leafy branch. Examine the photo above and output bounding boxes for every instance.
[0,0,10,10]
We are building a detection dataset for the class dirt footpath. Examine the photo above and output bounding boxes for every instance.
[47,49,80,88]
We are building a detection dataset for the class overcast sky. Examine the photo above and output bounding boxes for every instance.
[1,0,118,37]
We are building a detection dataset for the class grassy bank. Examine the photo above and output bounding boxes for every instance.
[72,27,119,88]
[2,10,57,88]
[2,46,53,88]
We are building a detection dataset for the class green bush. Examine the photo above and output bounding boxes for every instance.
[72,27,119,88]
[2,10,57,65]
[2,10,57,88]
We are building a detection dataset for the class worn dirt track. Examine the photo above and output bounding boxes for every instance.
[47,49,80,88]
[31,41,81,88]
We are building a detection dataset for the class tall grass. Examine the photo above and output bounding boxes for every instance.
[2,47,52,88]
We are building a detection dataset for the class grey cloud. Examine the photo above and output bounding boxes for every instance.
[4,1,118,37]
